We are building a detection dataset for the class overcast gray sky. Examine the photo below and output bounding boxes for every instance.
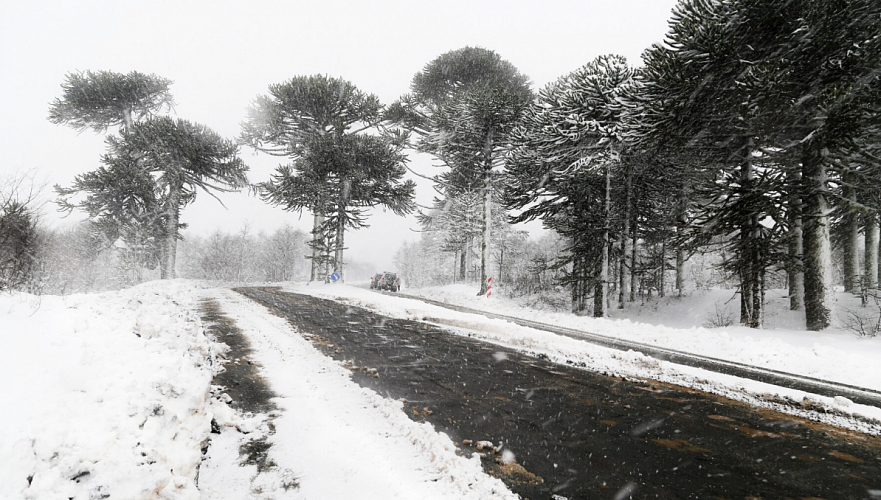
[1,0,678,272]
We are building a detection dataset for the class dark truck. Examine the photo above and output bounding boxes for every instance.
[377,272,400,292]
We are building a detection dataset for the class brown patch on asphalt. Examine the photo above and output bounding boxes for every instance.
[635,384,667,393]
[731,426,782,438]
[645,378,881,449]
[655,396,692,403]
[708,414,737,422]
[487,461,544,487]
[599,419,618,426]
[410,406,434,419]
[652,438,713,453]
[827,450,864,463]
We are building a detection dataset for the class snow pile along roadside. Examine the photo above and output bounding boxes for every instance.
[398,284,881,392]
[0,281,216,500]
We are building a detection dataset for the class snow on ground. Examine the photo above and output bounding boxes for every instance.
[288,282,881,434]
[198,288,515,499]
[400,284,881,392]
[0,281,516,499]
[3,278,880,498]
[0,280,216,500]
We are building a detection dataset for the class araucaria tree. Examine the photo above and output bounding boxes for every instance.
[50,70,175,274]
[258,132,415,281]
[389,47,533,295]
[241,75,411,282]
[49,70,174,132]
[507,55,634,317]
[56,156,166,275]
[635,0,881,330]
[51,71,248,280]
[106,117,248,278]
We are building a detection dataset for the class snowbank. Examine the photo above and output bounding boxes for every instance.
[0,281,217,500]
[400,284,881,392]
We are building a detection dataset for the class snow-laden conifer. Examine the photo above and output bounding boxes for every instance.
[390,47,533,296]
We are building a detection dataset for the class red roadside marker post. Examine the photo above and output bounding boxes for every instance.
[487,276,492,298]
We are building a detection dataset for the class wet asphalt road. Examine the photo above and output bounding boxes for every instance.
[235,287,881,500]
[392,292,881,409]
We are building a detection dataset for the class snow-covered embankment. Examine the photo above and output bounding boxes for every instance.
[0,281,217,499]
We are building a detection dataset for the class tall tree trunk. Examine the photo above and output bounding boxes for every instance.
[334,178,352,282]
[842,171,860,293]
[459,240,467,281]
[618,166,631,308]
[630,209,638,302]
[737,140,764,328]
[787,169,805,310]
[802,143,834,331]
[658,235,666,299]
[479,181,491,295]
[162,182,181,280]
[571,254,582,313]
[478,130,495,296]
[595,165,611,317]
[499,244,504,285]
[336,224,345,282]
[675,185,688,296]
[866,213,879,289]
[122,107,133,132]
[753,261,766,328]
[310,212,323,282]
[323,234,331,283]
[159,239,168,280]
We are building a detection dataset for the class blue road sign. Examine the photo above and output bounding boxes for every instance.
[330,272,341,282]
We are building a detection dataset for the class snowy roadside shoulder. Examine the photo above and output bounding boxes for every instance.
[283,283,881,436]
[400,285,881,393]
[0,280,218,500]
[206,287,517,499]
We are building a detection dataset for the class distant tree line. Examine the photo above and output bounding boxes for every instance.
[4,220,346,294]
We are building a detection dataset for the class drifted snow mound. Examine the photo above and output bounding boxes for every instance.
[0,280,218,500]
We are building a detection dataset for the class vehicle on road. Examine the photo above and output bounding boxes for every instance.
[370,273,382,289]
[378,272,400,292]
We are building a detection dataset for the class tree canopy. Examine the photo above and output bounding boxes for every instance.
[48,70,174,132]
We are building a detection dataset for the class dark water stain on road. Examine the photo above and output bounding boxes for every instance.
[236,287,881,500]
